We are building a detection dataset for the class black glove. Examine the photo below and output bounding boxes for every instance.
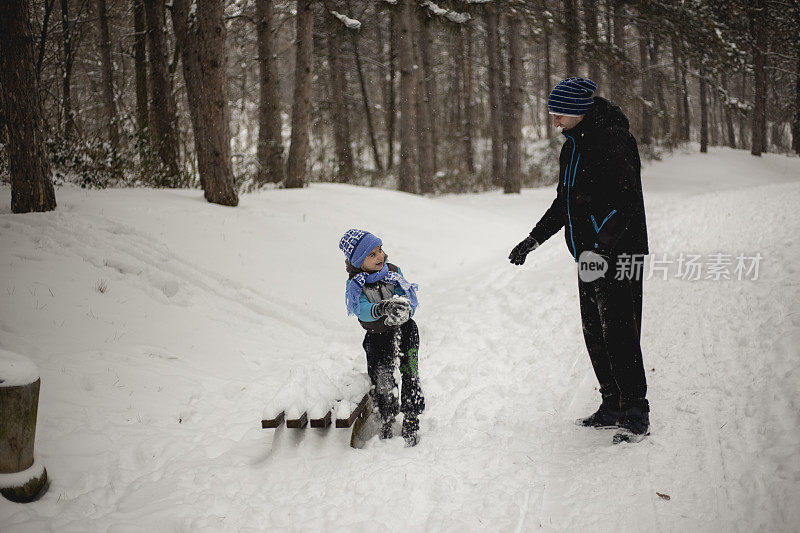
[509,236,539,265]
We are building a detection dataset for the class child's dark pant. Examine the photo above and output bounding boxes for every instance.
[362,319,425,421]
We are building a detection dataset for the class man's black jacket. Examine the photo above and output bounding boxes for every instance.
[530,96,648,260]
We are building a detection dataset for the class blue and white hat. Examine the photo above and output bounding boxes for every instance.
[548,77,598,117]
[339,229,382,268]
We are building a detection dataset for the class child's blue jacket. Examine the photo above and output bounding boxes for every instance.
[346,267,416,323]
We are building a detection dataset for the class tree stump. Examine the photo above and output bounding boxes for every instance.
[0,350,47,502]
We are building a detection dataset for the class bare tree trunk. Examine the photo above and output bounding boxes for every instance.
[96,0,119,151]
[237,49,248,153]
[794,49,800,155]
[670,35,684,142]
[710,88,720,146]
[454,27,464,157]
[563,0,580,76]
[505,13,523,194]
[420,12,437,175]
[172,0,238,205]
[721,75,737,148]
[133,0,148,136]
[650,34,669,139]
[638,23,652,144]
[35,0,55,84]
[350,24,383,172]
[738,70,749,150]
[612,0,630,111]
[385,10,397,170]
[144,0,182,184]
[543,15,553,138]
[255,0,284,185]
[462,24,475,174]
[583,0,600,83]
[397,0,417,193]
[283,0,314,189]
[699,67,708,153]
[680,48,691,141]
[326,15,354,181]
[750,0,767,156]
[770,121,784,152]
[414,9,434,194]
[0,0,57,213]
[60,0,74,140]
[486,2,504,186]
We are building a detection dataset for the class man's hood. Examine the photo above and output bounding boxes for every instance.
[568,96,630,137]
[586,96,630,131]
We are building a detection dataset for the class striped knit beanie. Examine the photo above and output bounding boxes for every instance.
[548,77,598,117]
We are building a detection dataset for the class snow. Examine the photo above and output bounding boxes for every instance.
[0,458,45,490]
[421,1,471,24]
[331,11,361,31]
[0,145,799,530]
[0,349,39,387]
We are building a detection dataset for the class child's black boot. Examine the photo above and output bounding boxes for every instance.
[401,415,420,447]
[379,417,395,440]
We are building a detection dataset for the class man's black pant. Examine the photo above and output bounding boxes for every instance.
[578,275,647,410]
[363,319,425,421]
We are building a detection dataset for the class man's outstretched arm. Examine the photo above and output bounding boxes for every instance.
[510,194,564,265]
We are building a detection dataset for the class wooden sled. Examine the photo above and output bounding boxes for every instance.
[261,371,376,448]
[261,393,370,430]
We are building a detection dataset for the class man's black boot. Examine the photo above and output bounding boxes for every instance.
[613,403,650,444]
[575,401,622,428]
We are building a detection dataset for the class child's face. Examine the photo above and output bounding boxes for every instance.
[361,246,386,272]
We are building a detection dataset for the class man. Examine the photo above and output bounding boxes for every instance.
[508,77,650,444]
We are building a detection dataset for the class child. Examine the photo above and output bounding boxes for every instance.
[339,229,425,447]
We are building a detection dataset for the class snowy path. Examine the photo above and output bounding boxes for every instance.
[0,147,798,531]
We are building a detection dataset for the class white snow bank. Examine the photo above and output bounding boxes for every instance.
[0,146,798,531]
[0,457,45,489]
[0,349,39,387]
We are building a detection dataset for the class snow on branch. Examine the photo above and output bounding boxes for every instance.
[422,1,471,23]
[331,11,361,30]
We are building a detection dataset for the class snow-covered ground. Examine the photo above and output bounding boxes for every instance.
[0,145,798,531]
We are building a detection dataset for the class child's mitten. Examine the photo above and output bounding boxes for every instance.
[377,297,412,326]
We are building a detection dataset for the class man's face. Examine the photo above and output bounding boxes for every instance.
[552,114,584,131]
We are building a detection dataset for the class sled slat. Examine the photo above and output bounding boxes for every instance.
[310,410,332,428]
[286,412,308,429]
[336,394,369,428]
[261,411,285,429]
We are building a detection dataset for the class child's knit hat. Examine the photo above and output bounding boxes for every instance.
[339,229,382,268]
[548,77,598,117]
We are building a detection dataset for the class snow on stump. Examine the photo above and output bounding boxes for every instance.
[0,350,48,503]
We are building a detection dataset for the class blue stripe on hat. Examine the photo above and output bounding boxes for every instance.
[548,77,597,116]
